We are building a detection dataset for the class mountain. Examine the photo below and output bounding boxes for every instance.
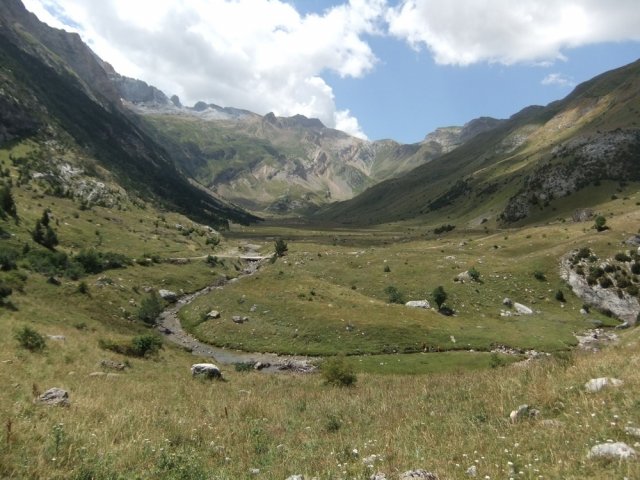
[0,0,258,227]
[318,59,640,226]
[121,87,501,215]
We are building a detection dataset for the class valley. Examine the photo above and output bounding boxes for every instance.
[1,0,640,478]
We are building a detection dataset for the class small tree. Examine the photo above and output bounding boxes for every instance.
[322,356,357,387]
[274,239,288,257]
[468,266,481,282]
[32,209,58,249]
[594,215,608,232]
[137,292,163,325]
[431,285,448,310]
[0,185,17,219]
[15,326,46,351]
[384,285,405,304]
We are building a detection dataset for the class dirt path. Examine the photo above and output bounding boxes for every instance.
[156,258,316,373]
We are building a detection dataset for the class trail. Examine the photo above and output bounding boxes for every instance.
[156,255,316,373]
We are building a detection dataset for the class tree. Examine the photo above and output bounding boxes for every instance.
[0,185,17,219]
[137,292,163,325]
[594,215,608,232]
[32,209,58,249]
[431,285,448,310]
[274,238,288,257]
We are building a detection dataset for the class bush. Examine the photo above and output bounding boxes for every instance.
[383,264,391,273]
[384,285,405,304]
[77,281,89,295]
[99,334,162,357]
[0,282,12,301]
[594,215,608,232]
[32,209,58,249]
[15,326,46,351]
[599,277,613,288]
[555,290,566,302]
[322,356,357,387]
[431,285,448,310]
[137,292,163,325]
[615,252,632,262]
[575,247,591,260]
[632,263,640,275]
[434,224,455,235]
[0,249,18,271]
[468,266,481,282]
[533,270,546,281]
[274,239,288,257]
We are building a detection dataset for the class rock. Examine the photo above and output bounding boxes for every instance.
[158,289,178,302]
[286,476,305,480]
[37,388,69,406]
[399,470,439,479]
[363,454,380,466]
[509,404,540,423]
[88,372,106,377]
[588,442,636,459]
[46,276,61,286]
[207,310,221,319]
[502,297,513,307]
[466,465,477,477]
[232,315,249,324]
[540,419,564,428]
[626,235,640,246]
[405,300,431,309]
[47,335,66,341]
[249,468,260,475]
[625,426,640,438]
[455,271,471,283]
[580,308,588,315]
[514,303,533,315]
[250,304,258,312]
[370,474,387,480]
[575,329,619,351]
[191,363,222,379]
[584,377,623,393]
[254,361,271,371]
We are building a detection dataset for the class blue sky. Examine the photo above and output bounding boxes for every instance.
[22,0,640,143]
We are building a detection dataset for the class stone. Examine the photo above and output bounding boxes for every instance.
[514,303,533,315]
[588,442,636,459]
[540,419,564,428]
[37,387,69,406]
[254,361,271,371]
[100,359,126,371]
[455,271,471,283]
[509,404,540,423]
[584,377,623,393]
[502,297,513,307]
[370,474,387,480]
[286,476,305,480]
[405,300,431,309]
[399,470,439,479]
[625,426,640,438]
[232,315,249,324]
[466,465,477,477]
[191,363,222,379]
[47,335,66,341]
[363,454,380,466]
[249,468,260,475]
[207,310,221,319]
[158,289,178,302]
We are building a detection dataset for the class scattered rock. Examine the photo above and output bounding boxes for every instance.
[191,363,222,379]
[625,426,640,438]
[207,310,221,319]
[509,404,540,423]
[588,442,636,459]
[502,297,513,307]
[584,377,623,393]
[250,304,258,312]
[47,335,66,341]
[399,470,439,479]
[277,360,317,373]
[514,303,533,315]
[540,419,564,428]
[232,315,249,324]
[46,276,61,286]
[158,289,178,303]
[466,465,477,477]
[286,476,305,480]
[625,234,640,246]
[575,329,619,352]
[254,361,271,371]
[455,271,471,283]
[370,474,387,480]
[405,300,431,309]
[363,454,381,466]
[36,387,69,406]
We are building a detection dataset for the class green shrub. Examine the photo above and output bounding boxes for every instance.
[32,209,58,249]
[384,285,405,304]
[0,249,18,271]
[615,252,632,262]
[468,266,481,282]
[555,290,566,302]
[15,326,46,351]
[99,334,162,357]
[594,215,608,232]
[77,281,89,295]
[274,239,288,257]
[431,285,448,310]
[321,356,357,387]
[533,270,546,281]
[434,224,455,235]
[137,292,163,325]
[383,264,391,273]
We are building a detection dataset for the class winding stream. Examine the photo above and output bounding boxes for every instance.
[156,259,317,373]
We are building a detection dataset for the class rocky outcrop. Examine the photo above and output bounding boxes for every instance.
[110,74,169,105]
[560,254,640,325]
[584,377,623,393]
[36,387,69,406]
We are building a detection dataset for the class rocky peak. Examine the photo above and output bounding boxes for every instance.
[422,116,503,153]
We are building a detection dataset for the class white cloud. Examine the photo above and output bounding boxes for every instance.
[22,0,387,138]
[541,73,576,87]
[387,0,640,66]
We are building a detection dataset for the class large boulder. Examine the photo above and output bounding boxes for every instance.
[405,300,431,309]
[588,442,636,459]
[191,363,222,379]
[514,303,533,315]
[584,377,623,393]
[158,289,178,303]
[37,387,69,406]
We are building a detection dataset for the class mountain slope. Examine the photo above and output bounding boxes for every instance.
[318,59,640,226]
[0,0,257,227]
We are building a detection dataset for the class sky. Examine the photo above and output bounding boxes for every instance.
[21,0,640,143]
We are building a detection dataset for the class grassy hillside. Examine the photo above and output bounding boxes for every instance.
[318,59,640,227]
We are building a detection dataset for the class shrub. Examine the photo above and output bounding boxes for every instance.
[632,263,640,275]
[32,209,58,249]
[206,255,219,266]
[615,252,632,262]
[599,277,613,288]
[15,326,46,351]
[77,281,89,295]
[626,284,639,296]
[431,285,448,310]
[468,266,481,282]
[383,264,391,273]
[0,184,17,219]
[137,292,163,325]
[384,285,405,304]
[99,334,162,357]
[274,239,288,257]
[0,249,18,271]
[434,224,455,235]
[533,270,546,281]
[0,282,12,301]
[575,247,591,260]
[322,356,357,387]
[594,215,608,232]
[555,290,566,302]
